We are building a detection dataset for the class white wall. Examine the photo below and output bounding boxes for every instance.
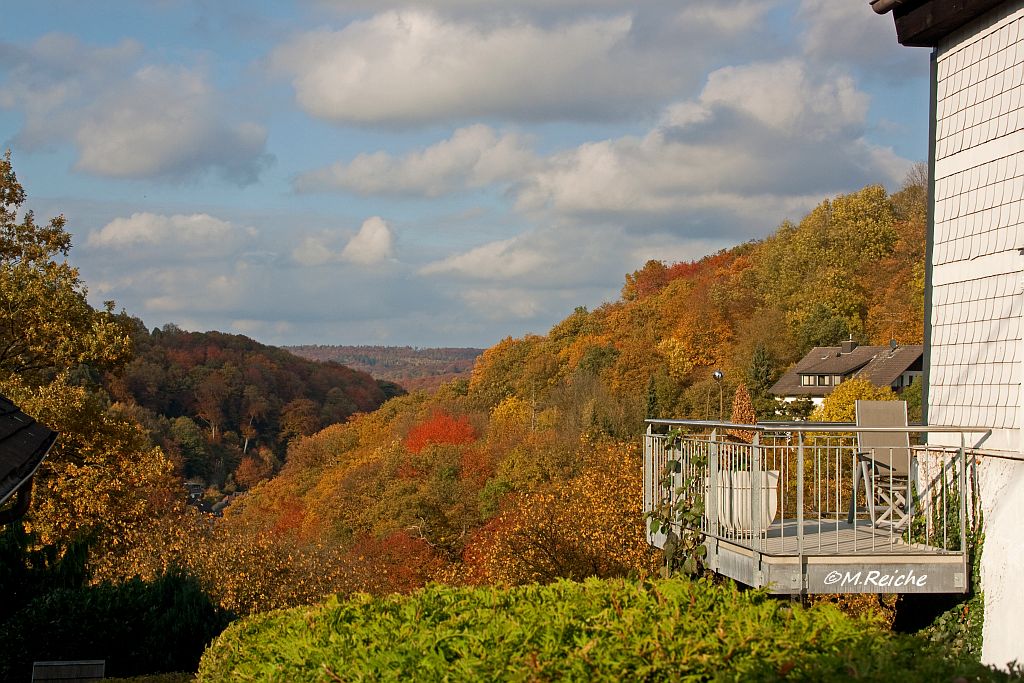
[931,0,1024,668]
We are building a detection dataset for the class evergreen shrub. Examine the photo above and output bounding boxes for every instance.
[0,569,232,680]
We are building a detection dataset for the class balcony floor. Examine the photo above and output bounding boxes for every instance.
[711,518,959,557]
[651,517,968,595]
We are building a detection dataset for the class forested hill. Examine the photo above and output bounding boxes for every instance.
[181,177,927,612]
[286,345,483,392]
[3,152,955,677]
[102,322,398,490]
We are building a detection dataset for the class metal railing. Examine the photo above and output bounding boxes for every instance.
[644,419,989,560]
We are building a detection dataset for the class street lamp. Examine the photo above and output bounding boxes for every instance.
[712,370,724,420]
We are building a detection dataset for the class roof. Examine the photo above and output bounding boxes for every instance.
[871,0,1009,47]
[857,345,924,387]
[770,344,924,398]
[0,394,57,508]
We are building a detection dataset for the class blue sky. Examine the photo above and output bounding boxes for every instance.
[1,1,929,348]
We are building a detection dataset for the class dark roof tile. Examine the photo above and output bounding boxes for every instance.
[0,394,57,507]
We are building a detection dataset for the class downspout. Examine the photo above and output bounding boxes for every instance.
[922,47,937,431]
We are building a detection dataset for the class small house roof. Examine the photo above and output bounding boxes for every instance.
[770,344,924,398]
[0,394,57,509]
[857,344,924,388]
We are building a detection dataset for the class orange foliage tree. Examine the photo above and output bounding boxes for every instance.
[405,411,477,454]
[728,384,757,442]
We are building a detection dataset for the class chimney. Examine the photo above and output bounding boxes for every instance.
[840,339,857,354]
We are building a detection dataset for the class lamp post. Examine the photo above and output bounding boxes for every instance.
[712,370,724,420]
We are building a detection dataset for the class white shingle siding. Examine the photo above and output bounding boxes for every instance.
[931,2,1024,450]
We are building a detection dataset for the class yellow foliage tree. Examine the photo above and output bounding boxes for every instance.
[469,437,658,585]
[811,378,898,423]
[0,154,176,579]
[658,309,732,381]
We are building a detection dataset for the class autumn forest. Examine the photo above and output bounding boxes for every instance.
[0,153,935,677]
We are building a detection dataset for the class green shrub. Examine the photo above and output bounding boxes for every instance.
[198,577,1007,682]
[0,569,232,680]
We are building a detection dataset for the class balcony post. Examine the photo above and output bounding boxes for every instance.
[959,432,968,560]
[709,428,719,537]
[797,430,805,558]
[644,423,653,521]
[752,430,762,548]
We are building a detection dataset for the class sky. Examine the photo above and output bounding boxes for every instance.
[0,1,931,348]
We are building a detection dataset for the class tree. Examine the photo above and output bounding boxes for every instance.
[170,416,209,480]
[465,438,657,585]
[0,151,131,378]
[235,447,275,490]
[811,378,898,423]
[745,342,781,418]
[405,412,476,454]
[0,152,177,579]
[728,384,757,442]
[621,260,668,301]
[658,308,733,381]
[194,371,229,441]
[797,303,851,351]
[279,398,319,442]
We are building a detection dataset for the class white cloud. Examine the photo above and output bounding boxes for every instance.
[296,124,537,196]
[420,237,547,279]
[461,287,541,320]
[0,34,270,183]
[798,0,916,77]
[697,59,868,139]
[291,235,339,267]
[74,65,269,183]
[513,59,907,234]
[88,213,255,256]
[675,1,777,36]
[269,10,684,124]
[290,217,395,267]
[342,216,395,265]
[0,34,142,150]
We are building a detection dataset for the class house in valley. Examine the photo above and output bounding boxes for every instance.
[770,340,923,406]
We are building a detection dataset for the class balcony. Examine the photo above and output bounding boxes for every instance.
[643,419,989,595]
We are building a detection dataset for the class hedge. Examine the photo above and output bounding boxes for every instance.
[198,577,1008,682]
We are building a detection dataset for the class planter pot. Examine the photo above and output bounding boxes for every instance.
[705,470,780,535]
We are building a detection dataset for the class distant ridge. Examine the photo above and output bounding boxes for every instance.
[285,345,483,392]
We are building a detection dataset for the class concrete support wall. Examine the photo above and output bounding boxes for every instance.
[930,0,1024,668]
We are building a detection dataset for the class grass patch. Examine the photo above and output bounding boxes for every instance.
[198,577,1008,682]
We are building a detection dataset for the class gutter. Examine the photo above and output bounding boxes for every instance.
[0,430,57,524]
[870,0,909,14]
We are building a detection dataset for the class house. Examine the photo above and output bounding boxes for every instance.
[873,0,1024,668]
[770,340,923,406]
[0,394,58,524]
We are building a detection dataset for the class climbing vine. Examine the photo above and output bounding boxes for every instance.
[646,428,708,576]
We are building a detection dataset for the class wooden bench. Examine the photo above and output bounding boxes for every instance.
[31,660,105,682]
